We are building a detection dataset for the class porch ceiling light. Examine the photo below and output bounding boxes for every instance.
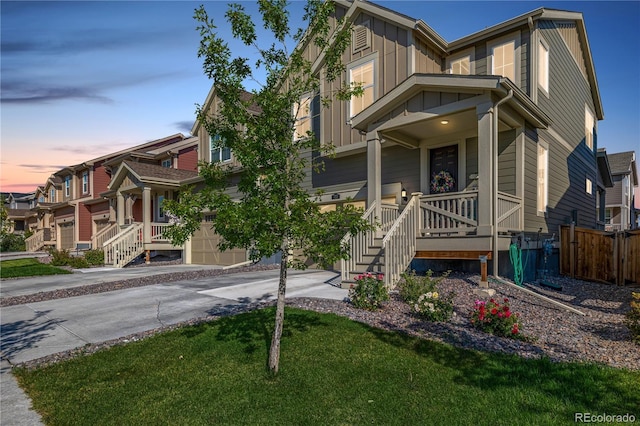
[440,120,449,125]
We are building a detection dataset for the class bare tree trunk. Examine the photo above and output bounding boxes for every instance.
[268,247,288,374]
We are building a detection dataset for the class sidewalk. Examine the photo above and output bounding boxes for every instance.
[0,267,347,424]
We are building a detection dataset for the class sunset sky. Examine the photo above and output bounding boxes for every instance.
[1,1,639,194]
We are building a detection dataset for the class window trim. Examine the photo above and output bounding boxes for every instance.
[585,105,595,151]
[50,188,56,203]
[487,32,520,85]
[586,177,593,195]
[82,172,89,194]
[293,93,312,140]
[537,141,549,215]
[347,53,378,119]
[446,47,475,75]
[210,135,232,164]
[64,176,71,197]
[538,37,549,95]
[161,158,172,168]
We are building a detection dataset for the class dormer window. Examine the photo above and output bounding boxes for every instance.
[50,188,56,203]
[161,159,172,168]
[489,38,516,82]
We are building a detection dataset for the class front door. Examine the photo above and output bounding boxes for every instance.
[429,145,458,193]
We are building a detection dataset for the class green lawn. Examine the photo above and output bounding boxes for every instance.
[0,258,71,279]
[15,307,639,425]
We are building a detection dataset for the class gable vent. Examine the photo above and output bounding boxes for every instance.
[352,21,371,54]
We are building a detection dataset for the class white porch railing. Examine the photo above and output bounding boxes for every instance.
[340,202,399,282]
[25,229,44,252]
[103,223,144,268]
[497,191,523,232]
[382,194,421,288]
[151,223,171,241]
[419,190,479,235]
[92,223,119,249]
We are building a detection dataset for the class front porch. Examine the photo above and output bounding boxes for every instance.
[102,221,183,267]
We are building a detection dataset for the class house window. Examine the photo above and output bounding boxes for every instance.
[604,208,612,224]
[537,144,548,214]
[39,196,44,203]
[294,94,311,140]
[348,58,375,118]
[82,172,89,194]
[49,188,56,203]
[64,176,71,197]
[585,106,595,151]
[157,195,165,219]
[538,39,549,93]
[586,177,593,195]
[449,56,470,75]
[161,159,172,168]
[210,135,231,163]
[490,39,516,81]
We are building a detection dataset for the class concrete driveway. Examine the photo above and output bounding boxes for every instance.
[0,266,347,425]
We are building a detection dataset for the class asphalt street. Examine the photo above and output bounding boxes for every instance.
[0,266,347,425]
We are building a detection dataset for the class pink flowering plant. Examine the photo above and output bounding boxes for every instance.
[349,273,388,311]
[470,298,524,340]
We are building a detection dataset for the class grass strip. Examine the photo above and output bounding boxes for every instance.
[0,258,71,279]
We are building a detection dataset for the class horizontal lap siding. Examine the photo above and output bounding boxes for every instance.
[78,203,92,241]
[465,137,478,190]
[177,147,198,171]
[381,146,420,195]
[536,20,598,230]
[498,130,517,194]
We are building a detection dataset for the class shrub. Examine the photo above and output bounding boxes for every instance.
[84,249,104,266]
[49,249,89,268]
[0,233,26,252]
[349,273,388,311]
[470,298,524,340]
[625,292,640,344]
[413,291,456,322]
[398,270,450,305]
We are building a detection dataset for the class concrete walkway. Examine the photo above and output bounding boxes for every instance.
[0,266,347,425]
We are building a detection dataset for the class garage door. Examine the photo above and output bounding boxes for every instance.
[191,222,247,266]
[59,222,75,250]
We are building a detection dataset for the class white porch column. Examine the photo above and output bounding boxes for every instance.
[116,191,125,227]
[143,187,151,244]
[476,102,494,237]
[366,130,382,225]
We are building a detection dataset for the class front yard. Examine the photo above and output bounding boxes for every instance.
[0,258,71,279]
[15,307,639,425]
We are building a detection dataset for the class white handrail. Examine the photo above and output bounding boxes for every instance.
[497,191,523,231]
[103,223,144,268]
[25,229,44,252]
[419,191,479,235]
[382,194,421,288]
[340,202,378,282]
[92,223,119,249]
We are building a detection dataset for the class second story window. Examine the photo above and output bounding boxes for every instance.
[294,95,311,140]
[64,176,71,197]
[449,56,470,75]
[490,39,516,82]
[82,172,89,194]
[210,135,231,163]
[585,106,595,151]
[348,57,375,118]
[538,39,549,94]
[586,177,593,195]
[161,159,172,168]
[50,188,56,203]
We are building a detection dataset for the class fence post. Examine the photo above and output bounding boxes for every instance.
[569,222,575,279]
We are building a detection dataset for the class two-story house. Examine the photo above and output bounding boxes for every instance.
[604,151,638,231]
[25,133,199,261]
[188,0,605,285]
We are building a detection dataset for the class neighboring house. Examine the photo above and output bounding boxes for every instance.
[603,151,638,231]
[2,192,36,233]
[191,0,605,283]
[24,134,199,259]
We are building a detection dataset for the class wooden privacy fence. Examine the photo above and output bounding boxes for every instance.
[560,224,640,285]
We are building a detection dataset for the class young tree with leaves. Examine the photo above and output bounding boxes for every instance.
[164,0,372,374]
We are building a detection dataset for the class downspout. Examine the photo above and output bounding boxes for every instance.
[492,88,513,278]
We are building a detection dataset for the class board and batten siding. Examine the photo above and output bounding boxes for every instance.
[414,37,443,74]
[534,20,598,230]
[321,11,410,149]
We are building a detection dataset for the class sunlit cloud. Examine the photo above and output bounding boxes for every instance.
[174,120,195,134]
[18,164,66,172]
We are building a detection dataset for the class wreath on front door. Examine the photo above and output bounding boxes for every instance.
[430,170,455,193]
